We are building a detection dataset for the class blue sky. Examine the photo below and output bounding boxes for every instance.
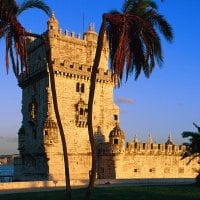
[0,0,200,154]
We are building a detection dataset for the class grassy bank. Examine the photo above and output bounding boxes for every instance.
[0,185,199,200]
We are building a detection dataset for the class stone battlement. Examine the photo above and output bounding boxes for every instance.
[98,140,186,156]
[53,60,112,83]
[126,141,186,155]
[21,13,109,86]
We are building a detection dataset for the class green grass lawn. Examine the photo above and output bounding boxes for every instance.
[0,185,200,200]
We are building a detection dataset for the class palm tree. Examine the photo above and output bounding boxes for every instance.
[181,122,200,164]
[0,1,72,200]
[0,0,50,76]
[86,0,173,199]
[181,123,200,185]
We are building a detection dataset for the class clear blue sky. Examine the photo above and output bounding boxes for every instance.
[0,0,200,154]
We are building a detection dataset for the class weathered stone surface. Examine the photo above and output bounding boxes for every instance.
[14,14,199,182]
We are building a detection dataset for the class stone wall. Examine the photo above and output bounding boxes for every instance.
[14,13,119,181]
[97,136,199,179]
[14,13,199,183]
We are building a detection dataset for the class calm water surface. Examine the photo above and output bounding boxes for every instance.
[0,164,14,182]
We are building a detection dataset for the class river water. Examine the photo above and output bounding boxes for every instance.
[0,164,14,182]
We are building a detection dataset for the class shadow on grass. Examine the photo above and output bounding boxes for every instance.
[91,185,200,200]
[0,185,200,200]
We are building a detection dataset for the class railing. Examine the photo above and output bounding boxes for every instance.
[0,175,13,182]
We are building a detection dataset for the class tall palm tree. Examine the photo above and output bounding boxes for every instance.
[181,122,200,164]
[0,1,72,200]
[86,0,173,199]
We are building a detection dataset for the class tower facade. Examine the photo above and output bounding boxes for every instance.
[14,13,119,181]
[14,14,199,182]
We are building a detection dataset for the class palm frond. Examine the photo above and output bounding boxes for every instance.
[193,122,200,132]
[0,0,51,76]
[17,0,51,17]
[147,10,173,42]
[182,131,198,138]
[123,0,134,12]
[105,0,173,85]
[181,123,200,165]
[0,0,18,16]
[124,0,157,14]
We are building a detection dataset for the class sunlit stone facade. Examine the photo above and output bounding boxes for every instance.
[14,14,199,182]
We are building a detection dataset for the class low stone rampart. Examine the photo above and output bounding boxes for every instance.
[0,179,88,191]
[96,178,196,186]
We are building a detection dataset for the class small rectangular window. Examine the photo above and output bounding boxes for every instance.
[149,168,155,173]
[76,82,85,93]
[81,83,85,93]
[80,108,84,115]
[114,139,118,144]
[179,168,184,173]
[44,130,48,136]
[76,83,80,92]
[114,114,118,121]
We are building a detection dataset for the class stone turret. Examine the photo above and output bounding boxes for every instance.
[165,134,173,145]
[47,12,59,33]
[84,23,97,42]
[133,135,139,143]
[109,124,125,153]
[94,126,105,145]
[43,88,58,145]
[83,23,109,69]
[147,134,153,144]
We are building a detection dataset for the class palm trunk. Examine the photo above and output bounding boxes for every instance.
[84,16,107,200]
[47,49,72,200]
[25,32,72,200]
[45,37,72,200]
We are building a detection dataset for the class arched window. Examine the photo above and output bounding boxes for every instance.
[76,82,85,93]
[81,83,85,93]
[76,83,80,92]
[80,108,84,115]
[75,99,88,127]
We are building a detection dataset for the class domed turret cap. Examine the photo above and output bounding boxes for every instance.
[48,11,58,23]
[165,135,174,145]
[109,123,125,139]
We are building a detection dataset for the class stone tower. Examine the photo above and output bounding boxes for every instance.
[14,13,119,181]
[109,123,125,153]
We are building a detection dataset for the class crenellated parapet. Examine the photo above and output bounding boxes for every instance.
[98,126,187,156]
[19,12,110,88]
[52,59,113,83]
[47,12,108,69]
[100,141,186,156]
[47,13,97,46]
[126,137,186,155]
[47,12,85,42]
